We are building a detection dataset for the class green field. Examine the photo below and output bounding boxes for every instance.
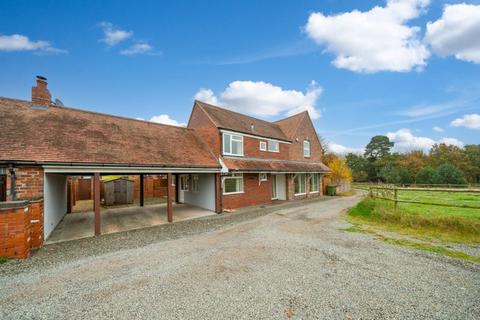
[347,189,480,246]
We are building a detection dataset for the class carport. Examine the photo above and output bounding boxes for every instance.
[43,167,221,243]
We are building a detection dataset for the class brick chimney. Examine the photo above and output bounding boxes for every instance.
[31,76,51,106]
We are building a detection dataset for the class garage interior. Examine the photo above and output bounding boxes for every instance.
[44,172,217,244]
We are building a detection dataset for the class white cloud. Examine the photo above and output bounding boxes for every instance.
[194,80,322,119]
[328,142,364,155]
[425,4,480,63]
[305,0,430,72]
[120,42,159,56]
[0,34,65,53]
[136,115,185,126]
[149,114,186,126]
[99,22,133,46]
[432,126,444,132]
[386,128,463,151]
[450,114,480,130]
[194,89,218,105]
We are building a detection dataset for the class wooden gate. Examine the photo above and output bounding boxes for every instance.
[77,178,92,200]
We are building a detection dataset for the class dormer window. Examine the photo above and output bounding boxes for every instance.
[223,133,243,156]
[303,140,311,158]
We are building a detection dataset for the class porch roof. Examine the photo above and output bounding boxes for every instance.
[222,157,330,173]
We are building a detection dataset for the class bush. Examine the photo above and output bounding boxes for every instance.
[415,166,437,184]
[379,164,413,184]
[434,163,467,185]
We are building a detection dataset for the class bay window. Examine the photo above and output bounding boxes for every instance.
[309,173,319,193]
[294,173,306,195]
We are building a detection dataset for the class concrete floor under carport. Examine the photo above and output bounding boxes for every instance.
[46,202,215,244]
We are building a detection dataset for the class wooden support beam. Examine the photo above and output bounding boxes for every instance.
[94,173,101,236]
[139,174,144,207]
[167,173,173,223]
[175,174,180,204]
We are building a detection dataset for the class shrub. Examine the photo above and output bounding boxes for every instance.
[415,166,437,184]
[434,163,467,185]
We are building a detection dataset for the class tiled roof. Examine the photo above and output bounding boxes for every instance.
[195,100,290,141]
[0,97,220,168]
[274,112,307,140]
[222,157,330,173]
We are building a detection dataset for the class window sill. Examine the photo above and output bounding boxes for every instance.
[223,191,245,195]
[309,191,319,194]
[294,192,306,196]
[223,153,244,157]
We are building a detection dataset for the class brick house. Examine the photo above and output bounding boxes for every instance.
[0,76,329,258]
[188,101,330,210]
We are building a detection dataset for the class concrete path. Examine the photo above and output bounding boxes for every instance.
[1,194,479,319]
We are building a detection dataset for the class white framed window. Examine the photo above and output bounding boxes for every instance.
[303,140,311,158]
[223,133,243,156]
[259,141,267,151]
[192,174,199,192]
[294,173,306,195]
[267,140,279,152]
[259,172,267,182]
[309,173,319,193]
[180,175,189,191]
[222,173,244,194]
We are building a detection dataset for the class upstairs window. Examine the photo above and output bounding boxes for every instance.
[267,140,279,152]
[303,140,311,158]
[259,172,267,182]
[223,133,243,156]
[259,141,267,151]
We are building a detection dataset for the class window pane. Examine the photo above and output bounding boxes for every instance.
[223,134,231,154]
[304,141,310,157]
[223,175,243,193]
[268,140,279,152]
[232,140,242,155]
[224,178,237,193]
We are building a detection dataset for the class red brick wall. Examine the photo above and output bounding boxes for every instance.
[222,173,273,209]
[7,166,44,201]
[242,136,289,159]
[0,202,32,259]
[188,105,222,156]
[287,116,323,162]
[29,200,44,248]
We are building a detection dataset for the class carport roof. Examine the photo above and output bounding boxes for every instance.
[0,97,220,169]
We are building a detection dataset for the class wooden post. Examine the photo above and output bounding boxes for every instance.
[175,174,180,204]
[167,173,173,223]
[94,172,101,236]
[394,187,398,211]
[139,174,144,207]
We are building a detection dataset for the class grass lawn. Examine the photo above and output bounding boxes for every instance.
[345,192,480,262]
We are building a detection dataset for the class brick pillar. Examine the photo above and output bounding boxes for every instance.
[94,173,101,236]
[29,199,44,248]
[214,173,223,213]
[286,174,295,200]
[0,201,32,259]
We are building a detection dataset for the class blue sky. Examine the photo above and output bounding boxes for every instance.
[1,0,479,153]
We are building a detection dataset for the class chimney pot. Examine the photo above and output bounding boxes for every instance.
[31,75,51,107]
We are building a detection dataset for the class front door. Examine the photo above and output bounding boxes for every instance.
[271,174,277,199]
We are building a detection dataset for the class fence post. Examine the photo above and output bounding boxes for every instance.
[394,187,398,211]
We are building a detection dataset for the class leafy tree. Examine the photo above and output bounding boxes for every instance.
[364,135,394,161]
[345,153,369,182]
[325,154,352,184]
[463,144,480,183]
[379,164,413,184]
[434,163,467,185]
[428,143,469,172]
[415,166,437,184]
[397,150,427,178]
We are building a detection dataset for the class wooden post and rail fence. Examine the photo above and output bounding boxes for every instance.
[366,185,480,210]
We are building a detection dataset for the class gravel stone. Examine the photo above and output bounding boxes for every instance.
[1,194,479,319]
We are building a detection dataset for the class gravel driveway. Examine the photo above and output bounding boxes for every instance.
[1,194,479,319]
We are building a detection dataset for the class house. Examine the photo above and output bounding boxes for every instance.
[0,76,329,259]
[188,101,330,209]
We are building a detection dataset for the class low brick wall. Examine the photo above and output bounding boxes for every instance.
[0,201,32,259]
[29,199,44,248]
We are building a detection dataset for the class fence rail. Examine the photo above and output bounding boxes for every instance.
[367,185,480,210]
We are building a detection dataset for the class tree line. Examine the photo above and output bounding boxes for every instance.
[341,135,480,185]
